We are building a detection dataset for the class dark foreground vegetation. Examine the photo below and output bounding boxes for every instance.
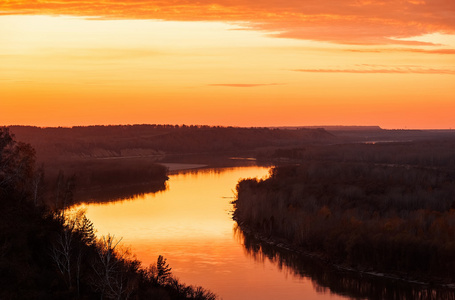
[0,128,217,299]
[234,139,455,284]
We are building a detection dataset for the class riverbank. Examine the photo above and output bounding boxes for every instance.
[160,163,208,173]
[232,160,455,286]
[234,218,455,291]
[0,127,218,300]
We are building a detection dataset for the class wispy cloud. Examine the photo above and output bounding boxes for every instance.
[209,83,283,87]
[293,66,455,75]
[1,0,455,45]
[345,48,455,55]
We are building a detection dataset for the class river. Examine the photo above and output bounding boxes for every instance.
[72,166,450,300]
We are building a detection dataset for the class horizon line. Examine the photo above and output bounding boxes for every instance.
[3,124,454,131]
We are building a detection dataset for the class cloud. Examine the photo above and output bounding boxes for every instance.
[345,48,455,54]
[209,83,283,87]
[293,66,455,75]
[1,0,455,45]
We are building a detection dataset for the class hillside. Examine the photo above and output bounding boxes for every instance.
[0,127,217,299]
[9,125,334,162]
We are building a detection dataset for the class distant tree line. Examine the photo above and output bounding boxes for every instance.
[260,140,455,170]
[0,127,217,299]
[9,125,333,161]
[7,125,333,205]
[234,140,455,283]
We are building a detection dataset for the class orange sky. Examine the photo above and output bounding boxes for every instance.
[1,0,454,129]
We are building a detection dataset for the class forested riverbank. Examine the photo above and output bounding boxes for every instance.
[234,225,455,299]
[233,139,455,285]
[0,127,217,299]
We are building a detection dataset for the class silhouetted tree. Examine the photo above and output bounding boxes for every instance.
[53,170,75,210]
[0,127,36,203]
[156,255,172,284]
[32,164,45,206]
[50,225,74,289]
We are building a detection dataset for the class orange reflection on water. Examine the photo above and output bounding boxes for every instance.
[73,166,346,300]
[77,168,270,241]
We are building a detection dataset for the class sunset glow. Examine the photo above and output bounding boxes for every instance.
[1,1,454,128]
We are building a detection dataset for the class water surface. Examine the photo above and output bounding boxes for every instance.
[74,166,348,300]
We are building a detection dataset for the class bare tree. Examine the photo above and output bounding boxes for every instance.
[32,164,44,206]
[75,246,83,297]
[49,209,96,292]
[50,226,74,289]
[92,234,135,300]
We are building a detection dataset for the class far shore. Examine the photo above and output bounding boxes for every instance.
[160,163,208,172]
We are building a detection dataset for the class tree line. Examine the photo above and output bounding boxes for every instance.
[9,125,333,161]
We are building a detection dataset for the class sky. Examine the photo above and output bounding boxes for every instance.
[1,0,454,129]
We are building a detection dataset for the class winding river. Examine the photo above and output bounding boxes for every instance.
[72,166,450,300]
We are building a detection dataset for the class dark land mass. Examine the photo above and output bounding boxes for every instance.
[48,158,169,206]
[0,125,455,299]
[8,125,334,161]
[233,137,455,288]
[282,125,455,144]
[9,124,454,205]
[10,125,455,163]
[8,125,333,205]
[5,124,455,297]
[0,127,217,299]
